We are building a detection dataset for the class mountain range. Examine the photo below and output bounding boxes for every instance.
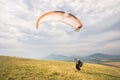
[84,53,120,60]
[43,53,120,63]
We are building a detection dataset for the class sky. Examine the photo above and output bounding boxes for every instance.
[0,0,120,59]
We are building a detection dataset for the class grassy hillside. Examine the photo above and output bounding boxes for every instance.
[0,56,120,80]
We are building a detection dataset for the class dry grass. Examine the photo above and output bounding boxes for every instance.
[0,56,120,80]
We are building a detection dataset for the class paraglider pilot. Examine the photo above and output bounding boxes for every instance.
[75,58,83,72]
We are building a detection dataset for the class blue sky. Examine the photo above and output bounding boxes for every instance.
[0,0,120,59]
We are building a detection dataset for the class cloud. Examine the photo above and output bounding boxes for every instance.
[0,0,120,58]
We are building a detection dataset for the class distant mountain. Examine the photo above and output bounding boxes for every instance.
[84,53,120,60]
[43,54,74,61]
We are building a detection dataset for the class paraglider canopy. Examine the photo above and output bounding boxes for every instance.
[36,11,82,32]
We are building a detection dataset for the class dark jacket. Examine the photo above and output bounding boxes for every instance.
[76,60,83,70]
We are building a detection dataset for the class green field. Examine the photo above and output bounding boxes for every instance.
[0,56,120,80]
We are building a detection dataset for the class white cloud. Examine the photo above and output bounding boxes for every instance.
[0,0,120,58]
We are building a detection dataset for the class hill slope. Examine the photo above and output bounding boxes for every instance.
[0,56,120,80]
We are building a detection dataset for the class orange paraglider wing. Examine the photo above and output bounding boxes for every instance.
[36,11,82,32]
